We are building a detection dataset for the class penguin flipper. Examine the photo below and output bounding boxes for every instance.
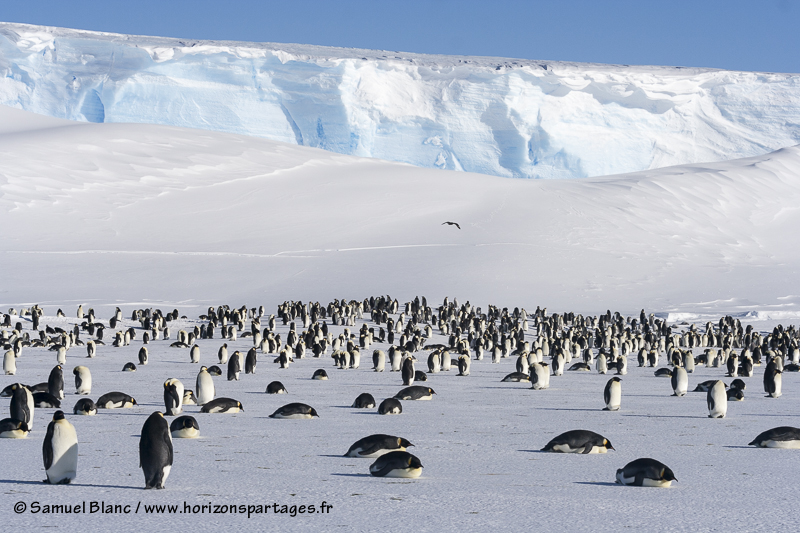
[42,422,55,470]
[581,443,593,454]
[370,463,395,477]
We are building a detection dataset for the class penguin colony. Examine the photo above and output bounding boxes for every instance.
[1,299,800,490]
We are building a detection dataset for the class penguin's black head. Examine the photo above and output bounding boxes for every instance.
[18,421,29,432]
[131,398,138,405]
[662,466,677,482]
[408,454,423,469]
[428,388,436,395]
[603,439,615,451]
[238,402,244,412]
[53,411,65,421]
[399,438,413,448]
[310,408,319,417]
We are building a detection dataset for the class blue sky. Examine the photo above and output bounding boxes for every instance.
[3,0,799,73]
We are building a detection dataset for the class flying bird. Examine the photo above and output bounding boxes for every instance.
[442,221,461,229]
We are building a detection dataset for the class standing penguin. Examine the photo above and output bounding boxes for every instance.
[373,350,386,372]
[48,365,64,400]
[390,348,402,372]
[764,365,782,398]
[227,351,242,381]
[163,378,184,416]
[530,363,550,390]
[707,380,727,418]
[42,411,78,484]
[245,348,257,374]
[196,367,215,406]
[10,384,34,431]
[138,347,148,365]
[86,340,96,358]
[401,357,415,386]
[596,352,608,374]
[457,354,470,376]
[603,377,622,411]
[139,412,173,489]
[218,344,228,364]
[189,344,200,364]
[73,366,91,395]
[56,346,66,365]
[671,367,688,397]
[3,349,15,375]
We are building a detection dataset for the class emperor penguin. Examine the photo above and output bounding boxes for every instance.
[190,344,200,364]
[541,430,615,454]
[218,344,228,364]
[440,350,452,371]
[603,377,622,411]
[516,354,529,375]
[42,411,78,484]
[139,412,173,489]
[390,348,402,372]
[401,356,415,386]
[748,426,800,448]
[170,415,200,439]
[0,418,29,438]
[530,363,550,390]
[553,352,565,376]
[3,349,15,375]
[269,402,317,419]
[345,434,413,458]
[56,346,66,365]
[457,354,471,376]
[48,365,65,400]
[351,393,376,408]
[196,367,215,406]
[671,366,688,397]
[227,351,242,381]
[764,366,782,398]
[373,350,386,372]
[369,451,422,478]
[615,458,676,487]
[683,351,695,373]
[245,347,257,374]
[596,352,608,374]
[73,366,92,395]
[163,378,184,416]
[86,340,96,358]
[138,347,148,365]
[10,384,34,431]
[72,398,97,416]
[378,398,402,415]
[707,380,727,418]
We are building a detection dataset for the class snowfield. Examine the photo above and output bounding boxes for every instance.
[2,22,800,179]
[2,105,800,532]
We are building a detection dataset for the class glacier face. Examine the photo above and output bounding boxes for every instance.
[2,22,800,179]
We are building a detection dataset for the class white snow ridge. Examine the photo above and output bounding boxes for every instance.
[2,21,800,179]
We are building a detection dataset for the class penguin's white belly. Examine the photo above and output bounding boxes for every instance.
[382,467,422,479]
[762,439,800,449]
[272,413,310,419]
[552,444,607,454]
[48,425,78,483]
[171,427,200,439]
[207,406,240,414]
[641,478,672,488]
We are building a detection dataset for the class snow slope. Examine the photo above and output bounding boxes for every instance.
[2,22,800,179]
[2,105,800,317]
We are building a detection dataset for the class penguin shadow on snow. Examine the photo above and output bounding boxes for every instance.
[573,481,623,487]
[621,414,704,419]
[0,479,140,491]
[331,473,376,478]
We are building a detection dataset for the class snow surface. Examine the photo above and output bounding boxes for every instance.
[2,309,799,532]
[3,22,800,179]
[3,105,800,532]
